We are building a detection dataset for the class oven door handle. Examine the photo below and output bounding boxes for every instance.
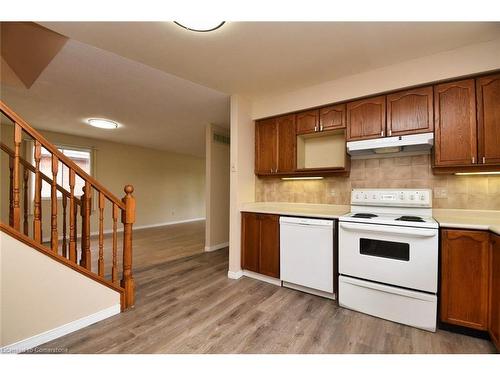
[339,222,437,238]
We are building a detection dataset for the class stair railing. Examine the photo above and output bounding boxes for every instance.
[0,100,135,309]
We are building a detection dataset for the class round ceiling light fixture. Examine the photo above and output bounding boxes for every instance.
[87,118,119,130]
[174,21,225,32]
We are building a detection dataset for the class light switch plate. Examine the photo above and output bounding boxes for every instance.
[434,187,448,199]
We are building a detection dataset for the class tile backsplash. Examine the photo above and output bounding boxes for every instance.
[255,154,500,210]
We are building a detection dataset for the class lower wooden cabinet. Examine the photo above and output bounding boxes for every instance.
[241,212,279,278]
[440,229,490,330]
[490,233,500,350]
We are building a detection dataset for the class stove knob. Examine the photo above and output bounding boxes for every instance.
[364,194,368,200]
[410,194,415,200]
[420,195,425,201]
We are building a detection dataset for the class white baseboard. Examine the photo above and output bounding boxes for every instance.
[242,270,282,286]
[42,217,206,243]
[0,304,120,354]
[205,242,229,252]
[227,270,243,279]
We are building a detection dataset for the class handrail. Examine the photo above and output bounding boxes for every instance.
[0,142,81,206]
[0,101,124,209]
[1,99,135,310]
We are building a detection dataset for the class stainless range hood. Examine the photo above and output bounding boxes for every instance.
[346,132,434,156]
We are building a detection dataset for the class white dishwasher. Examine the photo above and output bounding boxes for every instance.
[280,217,335,299]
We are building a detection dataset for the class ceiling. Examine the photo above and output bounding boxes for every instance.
[0,38,229,157]
[40,22,500,98]
[2,22,500,157]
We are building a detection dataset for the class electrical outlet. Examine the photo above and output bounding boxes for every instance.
[171,209,176,216]
[330,189,337,197]
[434,188,448,199]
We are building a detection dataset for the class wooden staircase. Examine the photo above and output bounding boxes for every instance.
[0,100,135,310]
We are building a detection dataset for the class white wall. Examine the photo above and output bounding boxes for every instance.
[205,124,230,251]
[0,231,120,349]
[227,38,500,278]
[252,38,500,119]
[228,95,255,277]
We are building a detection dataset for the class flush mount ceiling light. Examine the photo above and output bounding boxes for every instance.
[174,21,225,32]
[87,118,119,130]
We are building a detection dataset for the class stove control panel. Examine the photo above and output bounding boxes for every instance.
[351,189,432,207]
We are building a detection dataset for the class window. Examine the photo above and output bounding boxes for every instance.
[39,146,92,198]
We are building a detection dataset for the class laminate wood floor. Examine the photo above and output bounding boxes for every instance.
[36,243,496,354]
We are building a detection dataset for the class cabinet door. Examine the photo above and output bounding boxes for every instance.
[241,213,260,273]
[277,114,296,173]
[434,79,477,167]
[346,95,386,141]
[441,229,490,330]
[255,118,277,175]
[319,104,346,131]
[296,110,319,135]
[477,74,500,165]
[387,86,433,136]
[490,234,500,350]
[259,214,280,278]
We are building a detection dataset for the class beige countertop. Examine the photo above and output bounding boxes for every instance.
[432,209,500,236]
[240,202,350,219]
[240,203,500,235]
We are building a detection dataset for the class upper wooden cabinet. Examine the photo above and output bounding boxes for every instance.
[241,212,280,279]
[296,110,319,135]
[433,79,477,167]
[255,115,296,175]
[255,118,277,175]
[346,95,386,141]
[319,104,346,132]
[387,86,433,136]
[477,74,500,165]
[276,114,296,173]
[440,229,490,331]
[490,233,500,351]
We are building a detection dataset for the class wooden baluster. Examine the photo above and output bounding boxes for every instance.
[62,195,67,258]
[80,182,91,270]
[12,123,21,230]
[68,169,77,263]
[112,203,119,285]
[50,154,58,252]
[9,156,13,226]
[23,167,29,235]
[33,141,42,243]
[121,185,135,309]
[98,192,105,277]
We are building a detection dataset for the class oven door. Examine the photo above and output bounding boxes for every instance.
[338,221,438,293]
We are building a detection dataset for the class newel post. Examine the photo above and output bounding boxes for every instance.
[121,185,135,309]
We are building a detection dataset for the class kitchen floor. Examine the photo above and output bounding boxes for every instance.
[35,247,495,354]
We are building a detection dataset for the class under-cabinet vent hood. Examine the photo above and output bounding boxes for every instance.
[346,132,434,156]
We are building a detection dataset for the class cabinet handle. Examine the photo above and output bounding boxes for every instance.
[314,125,318,132]
[388,129,392,136]
[482,156,486,164]
[320,124,324,132]
[472,157,476,164]
[381,130,384,137]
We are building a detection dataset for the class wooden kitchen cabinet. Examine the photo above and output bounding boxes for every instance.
[433,79,477,167]
[477,74,500,165]
[241,212,280,278]
[490,233,500,350]
[346,95,386,141]
[255,118,277,175]
[319,104,346,132]
[255,115,296,175]
[387,86,433,136]
[296,109,319,135]
[440,229,490,331]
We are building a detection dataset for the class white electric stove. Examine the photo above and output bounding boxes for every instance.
[338,189,439,332]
